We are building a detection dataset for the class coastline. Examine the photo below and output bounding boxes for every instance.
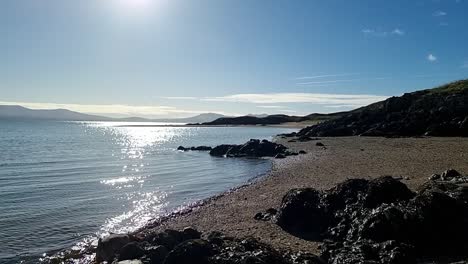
[134,136,468,254]
[115,122,311,129]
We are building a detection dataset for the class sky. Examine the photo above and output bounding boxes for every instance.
[1,0,468,118]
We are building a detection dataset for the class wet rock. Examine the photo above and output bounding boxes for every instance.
[428,169,468,183]
[290,252,326,264]
[441,168,462,180]
[163,239,212,264]
[209,139,291,158]
[115,260,143,264]
[96,234,133,263]
[178,146,212,151]
[118,242,145,261]
[254,208,277,221]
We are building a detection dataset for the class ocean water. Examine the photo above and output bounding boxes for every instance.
[0,120,296,263]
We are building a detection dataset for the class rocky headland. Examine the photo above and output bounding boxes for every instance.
[294,80,468,137]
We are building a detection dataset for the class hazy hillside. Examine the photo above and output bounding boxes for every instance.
[297,79,468,137]
[0,105,226,123]
[0,105,110,121]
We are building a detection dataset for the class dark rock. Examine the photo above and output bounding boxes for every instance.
[177,146,212,151]
[118,242,145,261]
[321,240,416,264]
[152,229,183,250]
[96,234,133,263]
[295,80,468,138]
[206,231,225,246]
[276,172,468,263]
[254,208,277,221]
[182,227,202,240]
[146,245,168,264]
[298,136,319,142]
[209,139,291,158]
[214,237,290,264]
[362,176,415,208]
[115,260,143,264]
[299,150,307,154]
[277,188,330,240]
[315,142,325,147]
[441,168,461,180]
[163,239,212,264]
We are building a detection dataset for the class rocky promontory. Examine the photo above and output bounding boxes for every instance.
[295,80,468,137]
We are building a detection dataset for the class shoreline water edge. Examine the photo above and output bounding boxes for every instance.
[46,135,468,263]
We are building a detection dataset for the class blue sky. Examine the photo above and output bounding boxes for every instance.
[1,0,467,118]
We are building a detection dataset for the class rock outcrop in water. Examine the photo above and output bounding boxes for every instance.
[294,80,468,137]
[177,146,213,151]
[209,139,298,158]
[269,171,468,263]
[178,139,301,159]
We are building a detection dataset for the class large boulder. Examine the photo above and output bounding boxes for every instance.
[118,242,145,261]
[96,234,133,263]
[276,188,330,240]
[163,239,212,264]
[209,139,291,158]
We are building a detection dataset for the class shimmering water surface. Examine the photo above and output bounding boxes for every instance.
[0,120,296,263]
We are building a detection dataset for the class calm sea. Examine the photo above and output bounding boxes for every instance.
[0,120,296,263]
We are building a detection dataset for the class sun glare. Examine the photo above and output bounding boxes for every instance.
[114,0,159,16]
[118,0,152,9]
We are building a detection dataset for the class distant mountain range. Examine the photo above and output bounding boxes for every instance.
[0,105,227,123]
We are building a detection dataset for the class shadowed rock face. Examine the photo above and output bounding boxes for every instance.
[94,228,326,264]
[274,172,468,263]
[296,80,468,137]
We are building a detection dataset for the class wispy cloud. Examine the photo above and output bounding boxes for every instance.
[201,93,389,108]
[297,77,389,85]
[162,96,198,100]
[0,101,224,118]
[362,28,405,37]
[462,60,468,68]
[294,73,358,80]
[433,10,447,17]
[427,54,438,62]
[392,28,405,36]
[439,22,449,26]
[256,105,284,109]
